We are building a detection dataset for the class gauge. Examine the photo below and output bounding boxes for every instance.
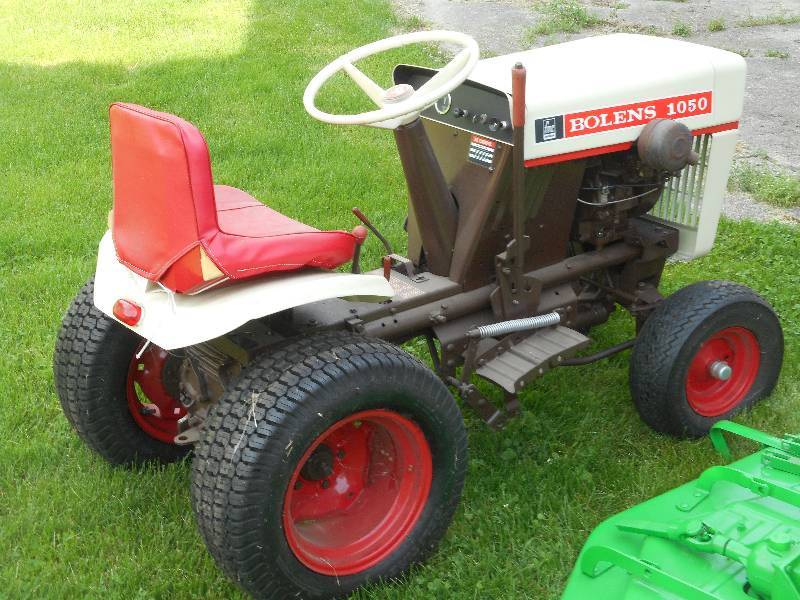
[434,93,452,115]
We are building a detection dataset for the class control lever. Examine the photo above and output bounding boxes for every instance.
[351,207,413,279]
[352,207,394,255]
[350,225,368,274]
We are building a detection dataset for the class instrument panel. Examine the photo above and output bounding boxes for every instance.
[393,65,513,145]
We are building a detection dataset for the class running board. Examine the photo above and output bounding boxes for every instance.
[449,325,590,428]
[475,326,590,393]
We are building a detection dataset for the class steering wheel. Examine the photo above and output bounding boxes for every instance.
[303,30,480,129]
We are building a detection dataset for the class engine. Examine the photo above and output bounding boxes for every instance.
[573,150,665,249]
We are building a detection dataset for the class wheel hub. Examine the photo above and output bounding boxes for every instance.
[709,360,733,381]
[299,444,334,481]
[685,327,760,417]
[126,344,187,444]
[283,410,432,576]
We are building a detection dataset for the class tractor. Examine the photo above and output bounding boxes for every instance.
[54,31,783,598]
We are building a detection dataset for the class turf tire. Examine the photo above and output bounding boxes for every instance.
[190,332,468,599]
[629,280,783,438]
[53,278,189,466]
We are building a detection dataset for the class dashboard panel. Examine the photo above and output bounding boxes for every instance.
[393,64,513,145]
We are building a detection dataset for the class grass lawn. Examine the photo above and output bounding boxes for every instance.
[2,1,799,598]
[730,165,800,209]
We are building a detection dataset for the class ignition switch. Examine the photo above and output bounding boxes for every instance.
[487,118,509,132]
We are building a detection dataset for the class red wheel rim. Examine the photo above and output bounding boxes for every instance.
[126,344,186,444]
[283,409,433,576]
[685,326,760,417]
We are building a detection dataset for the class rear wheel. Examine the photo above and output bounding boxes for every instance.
[629,280,783,437]
[191,332,467,599]
[53,278,189,465]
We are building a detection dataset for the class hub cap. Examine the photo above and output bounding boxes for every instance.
[685,327,760,417]
[283,409,432,576]
[126,344,186,444]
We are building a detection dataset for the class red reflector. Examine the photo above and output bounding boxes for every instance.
[112,299,142,326]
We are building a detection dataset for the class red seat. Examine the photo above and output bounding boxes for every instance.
[109,102,358,294]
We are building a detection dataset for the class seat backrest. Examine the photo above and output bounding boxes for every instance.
[109,103,219,281]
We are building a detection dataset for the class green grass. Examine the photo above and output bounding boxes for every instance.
[529,0,604,37]
[2,1,800,599]
[591,0,629,8]
[738,14,800,27]
[707,18,726,32]
[672,21,693,37]
[726,47,753,57]
[611,22,664,36]
[730,166,800,208]
[765,49,790,59]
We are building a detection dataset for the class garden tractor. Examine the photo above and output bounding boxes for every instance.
[53,30,784,599]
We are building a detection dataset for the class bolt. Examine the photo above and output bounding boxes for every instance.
[337,450,345,459]
[321,479,330,489]
[709,361,733,381]
[294,481,303,490]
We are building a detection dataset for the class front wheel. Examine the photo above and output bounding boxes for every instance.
[191,332,467,599]
[53,278,189,465]
[629,280,783,438]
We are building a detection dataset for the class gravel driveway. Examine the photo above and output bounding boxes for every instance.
[393,0,800,223]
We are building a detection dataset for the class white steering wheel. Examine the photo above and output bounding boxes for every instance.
[303,30,480,129]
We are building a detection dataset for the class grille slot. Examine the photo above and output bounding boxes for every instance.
[650,134,712,228]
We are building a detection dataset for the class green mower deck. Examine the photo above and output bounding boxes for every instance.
[562,421,800,600]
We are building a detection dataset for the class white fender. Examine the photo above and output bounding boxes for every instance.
[93,231,394,350]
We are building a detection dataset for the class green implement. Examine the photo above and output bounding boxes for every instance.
[562,421,800,600]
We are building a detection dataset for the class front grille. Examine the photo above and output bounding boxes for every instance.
[649,134,712,228]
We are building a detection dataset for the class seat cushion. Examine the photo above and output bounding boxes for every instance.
[214,185,318,237]
[205,185,357,279]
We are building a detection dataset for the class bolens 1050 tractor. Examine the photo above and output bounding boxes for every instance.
[53,31,784,599]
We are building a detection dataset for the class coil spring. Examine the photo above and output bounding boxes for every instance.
[473,311,561,339]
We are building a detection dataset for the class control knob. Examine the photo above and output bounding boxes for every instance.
[488,118,510,132]
[472,113,488,125]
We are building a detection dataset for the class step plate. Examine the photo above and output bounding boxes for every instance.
[475,326,590,393]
